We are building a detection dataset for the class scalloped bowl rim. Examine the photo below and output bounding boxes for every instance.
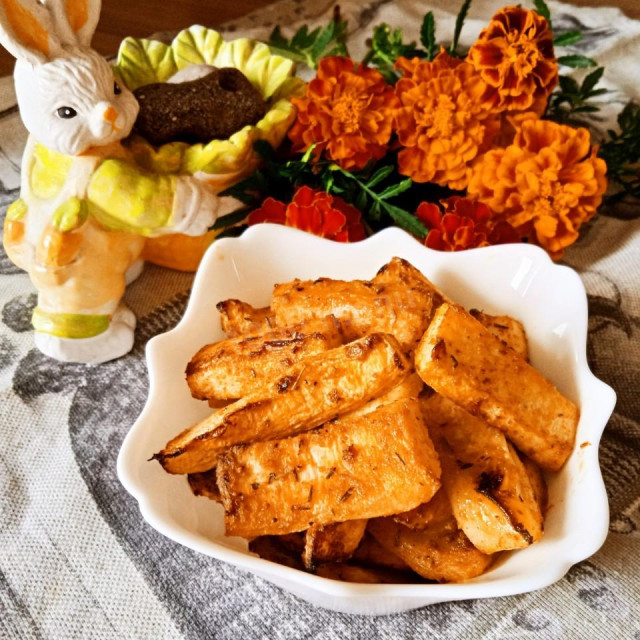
[117,224,616,615]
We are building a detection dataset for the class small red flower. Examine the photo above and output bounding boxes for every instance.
[248,186,366,242]
[416,196,520,251]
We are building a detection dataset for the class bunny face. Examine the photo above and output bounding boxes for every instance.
[0,0,141,155]
[15,49,139,156]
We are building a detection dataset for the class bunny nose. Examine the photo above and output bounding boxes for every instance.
[103,106,120,130]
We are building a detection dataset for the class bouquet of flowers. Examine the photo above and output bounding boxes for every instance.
[219,0,639,259]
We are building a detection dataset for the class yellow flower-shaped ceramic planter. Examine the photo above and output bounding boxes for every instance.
[114,26,304,271]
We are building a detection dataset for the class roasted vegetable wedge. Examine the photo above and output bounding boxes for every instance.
[186,316,345,401]
[345,373,423,419]
[217,399,441,538]
[351,533,410,571]
[217,300,275,337]
[421,392,543,553]
[368,489,493,582]
[470,309,529,360]
[271,257,446,350]
[415,303,579,471]
[187,469,221,502]
[303,519,368,569]
[248,536,304,570]
[155,333,410,474]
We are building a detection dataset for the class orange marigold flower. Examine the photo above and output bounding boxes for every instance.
[495,110,540,147]
[287,56,399,171]
[394,49,500,190]
[395,49,462,78]
[248,186,366,242]
[468,6,558,114]
[417,196,520,251]
[468,118,607,258]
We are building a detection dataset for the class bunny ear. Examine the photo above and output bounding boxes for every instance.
[45,0,101,47]
[67,0,101,46]
[0,0,62,64]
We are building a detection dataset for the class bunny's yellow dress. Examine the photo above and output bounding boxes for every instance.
[3,139,176,338]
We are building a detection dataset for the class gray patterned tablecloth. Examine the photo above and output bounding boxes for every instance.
[1,1,639,638]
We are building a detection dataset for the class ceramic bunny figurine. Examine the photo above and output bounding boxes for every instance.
[0,0,234,363]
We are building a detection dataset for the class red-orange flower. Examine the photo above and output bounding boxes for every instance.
[288,56,399,171]
[468,118,607,257]
[248,186,366,242]
[468,6,558,114]
[394,49,500,190]
[417,196,520,251]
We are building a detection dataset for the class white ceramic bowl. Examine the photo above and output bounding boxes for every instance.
[117,224,616,616]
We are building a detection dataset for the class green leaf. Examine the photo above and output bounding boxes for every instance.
[355,190,368,213]
[420,12,436,61]
[581,67,605,94]
[268,26,287,48]
[267,15,350,68]
[311,22,336,60]
[292,25,316,50]
[557,54,598,68]
[323,172,335,193]
[210,207,251,231]
[572,105,601,113]
[225,191,257,206]
[450,0,472,55]
[598,101,640,203]
[252,139,276,160]
[324,43,349,58]
[369,200,382,221]
[329,164,429,236]
[559,75,580,95]
[551,95,573,108]
[364,21,425,79]
[383,203,428,238]
[533,0,551,23]
[553,30,583,46]
[547,64,606,125]
[366,165,395,189]
[378,67,402,84]
[377,178,413,201]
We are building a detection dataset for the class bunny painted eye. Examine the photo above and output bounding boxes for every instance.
[56,107,77,119]
[114,82,122,95]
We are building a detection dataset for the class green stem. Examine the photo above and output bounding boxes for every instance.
[265,45,316,68]
[334,166,381,203]
[332,166,428,238]
[361,49,375,66]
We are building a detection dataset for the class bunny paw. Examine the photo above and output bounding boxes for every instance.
[34,305,136,364]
